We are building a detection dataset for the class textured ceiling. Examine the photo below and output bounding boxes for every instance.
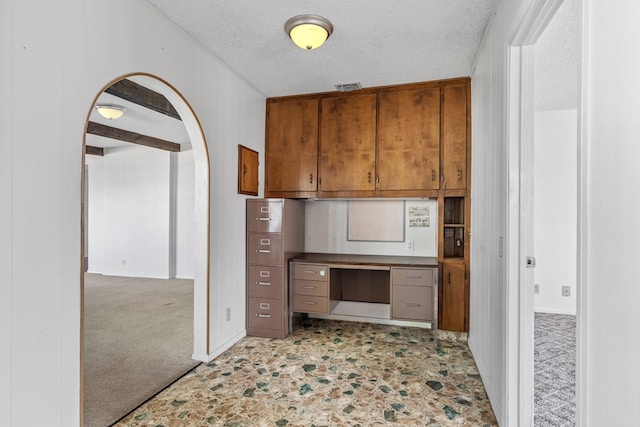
[145,0,497,97]
[535,0,580,111]
[87,1,578,151]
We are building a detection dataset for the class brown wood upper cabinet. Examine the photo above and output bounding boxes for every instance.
[442,84,469,190]
[319,94,377,193]
[265,98,319,195]
[264,78,470,198]
[377,87,441,191]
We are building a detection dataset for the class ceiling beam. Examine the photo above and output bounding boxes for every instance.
[85,145,104,156]
[105,79,181,121]
[87,122,181,153]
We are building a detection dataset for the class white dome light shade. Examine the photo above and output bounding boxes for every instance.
[95,104,126,120]
[285,15,333,50]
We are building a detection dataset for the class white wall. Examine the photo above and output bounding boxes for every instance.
[534,109,577,314]
[470,1,533,425]
[0,1,13,422]
[86,155,106,273]
[581,1,640,424]
[103,146,171,278]
[176,147,195,278]
[473,1,640,426]
[86,146,195,279]
[305,199,438,257]
[1,1,265,426]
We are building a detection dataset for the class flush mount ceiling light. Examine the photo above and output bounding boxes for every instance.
[284,14,333,50]
[95,104,126,120]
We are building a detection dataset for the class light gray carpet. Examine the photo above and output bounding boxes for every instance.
[534,312,576,426]
[83,274,200,427]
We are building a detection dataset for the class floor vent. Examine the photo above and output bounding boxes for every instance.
[334,82,363,92]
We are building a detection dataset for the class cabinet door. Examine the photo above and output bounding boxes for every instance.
[442,85,468,190]
[319,94,377,192]
[265,99,318,192]
[378,87,440,190]
[441,261,466,331]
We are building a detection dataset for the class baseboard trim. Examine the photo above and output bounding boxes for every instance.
[534,308,576,316]
[193,329,247,362]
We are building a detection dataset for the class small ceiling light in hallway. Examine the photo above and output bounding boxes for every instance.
[95,104,127,120]
[284,14,333,50]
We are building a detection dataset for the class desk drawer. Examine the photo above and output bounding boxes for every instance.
[391,268,434,287]
[247,297,283,330]
[292,263,328,281]
[247,233,282,265]
[392,286,433,321]
[247,266,282,298]
[292,295,328,313]
[292,280,328,297]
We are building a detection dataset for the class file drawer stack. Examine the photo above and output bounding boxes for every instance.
[246,199,304,338]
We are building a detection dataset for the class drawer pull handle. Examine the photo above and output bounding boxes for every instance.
[303,301,317,305]
[257,249,271,254]
[405,303,422,307]
[303,286,317,289]
[257,281,271,286]
[256,313,271,318]
[303,270,317,274]
[256,217,271,221]
[406,275,422,279]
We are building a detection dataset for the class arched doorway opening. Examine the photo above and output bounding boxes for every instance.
[81,73,210,426]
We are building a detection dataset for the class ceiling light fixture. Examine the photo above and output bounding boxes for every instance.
[95,104,127,120]
[284,14,333,50]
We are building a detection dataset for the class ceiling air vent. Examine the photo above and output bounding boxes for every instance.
[334,82,363,92]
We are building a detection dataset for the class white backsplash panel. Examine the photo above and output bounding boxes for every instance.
[304,199,437,257]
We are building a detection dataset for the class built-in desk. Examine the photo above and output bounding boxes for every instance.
[289,253,438,332]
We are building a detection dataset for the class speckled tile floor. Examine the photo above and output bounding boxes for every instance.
[115,319,497,426]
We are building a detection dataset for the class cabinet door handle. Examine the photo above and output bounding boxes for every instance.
[303,270,317,274]
[257,249,271,254]
[256,313,271,318]
[303,285,317,289]
[405,303,422,307]
[406,275,422,279]
[257,281,271,286]
[309,173,313,184]
[256,217,271,221]
[448,272,451,285]
[303,301,317,305]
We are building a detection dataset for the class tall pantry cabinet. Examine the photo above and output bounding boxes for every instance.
[246,199,305,339]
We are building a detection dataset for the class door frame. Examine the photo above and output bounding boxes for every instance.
[80,72,212,423]
[506,0,575,425]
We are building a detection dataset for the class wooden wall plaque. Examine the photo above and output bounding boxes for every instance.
[238,145,259,196]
